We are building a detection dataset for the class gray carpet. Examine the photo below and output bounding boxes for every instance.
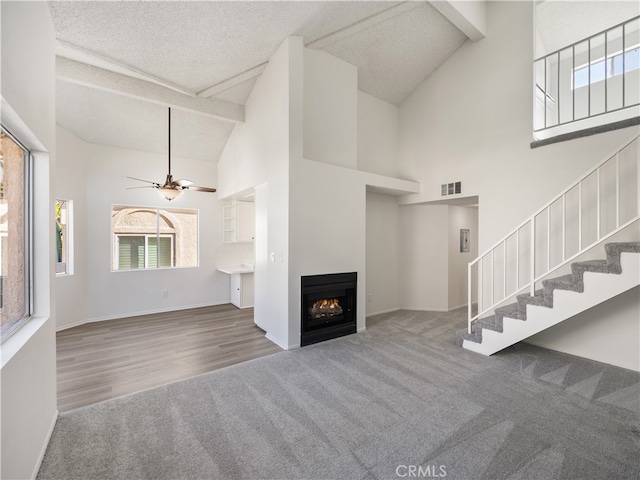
[38,309,640,480]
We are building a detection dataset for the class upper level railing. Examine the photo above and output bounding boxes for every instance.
[468,136,639,333]
[534,16,640,133]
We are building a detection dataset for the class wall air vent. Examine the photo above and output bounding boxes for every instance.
[441,181,462,196]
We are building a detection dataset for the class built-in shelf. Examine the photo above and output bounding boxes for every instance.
[223,201,255,243]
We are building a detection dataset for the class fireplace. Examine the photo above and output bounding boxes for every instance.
[301,272,357,346]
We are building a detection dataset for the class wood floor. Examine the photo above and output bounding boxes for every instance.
[56,304,282,412]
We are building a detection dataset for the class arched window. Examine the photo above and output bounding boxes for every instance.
[111,206,198,271]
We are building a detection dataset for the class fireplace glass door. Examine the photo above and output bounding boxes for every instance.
[301,272,356,346]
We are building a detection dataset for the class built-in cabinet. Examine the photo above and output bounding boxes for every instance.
[223,201,255,243]
[230,272,254,309]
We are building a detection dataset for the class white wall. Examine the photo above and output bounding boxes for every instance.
[448,206,478,310]
[217,37,302,347]
[397,204,478,312]
[288,47,366,344]
[55,127,230,327]
[366,192,400,315]
[398,0,639,365]
[357,91,400,177]
[527,286,640,371]
[399,204,449,311]
[0,2,58,479]
[289,160,367,343]
[303,49,358,169]
[219,39,417,347]
[398,0,639,254]
[55,127,88,330]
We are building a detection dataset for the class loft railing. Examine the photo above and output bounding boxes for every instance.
[534,15,640,132]
[467,136,640,334]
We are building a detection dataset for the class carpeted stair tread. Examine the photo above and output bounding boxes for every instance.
[604,242,639,274]
[572,259,608,269]
[456,328,475,345]
[459,241,640,348]
[572,259,611,276]
[605,241,640,255]
[495,303,524,321]
[517,290,548,308]
[542,274,576,291]
[477,315,503,330]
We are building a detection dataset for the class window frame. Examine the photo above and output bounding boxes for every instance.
[55,199,74,276]
[572,44,640,91]
[110,205,199,272]
[114,233,175,270]
[0,126,34,342]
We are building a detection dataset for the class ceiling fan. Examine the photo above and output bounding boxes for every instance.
[126,107,217,201]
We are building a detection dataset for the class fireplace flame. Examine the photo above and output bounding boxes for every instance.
[310,298,343,318]
[313,298,340,310]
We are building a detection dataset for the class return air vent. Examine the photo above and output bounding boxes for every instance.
[441,181,462,196]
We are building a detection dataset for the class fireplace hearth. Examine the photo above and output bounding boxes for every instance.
[301,272,356,346]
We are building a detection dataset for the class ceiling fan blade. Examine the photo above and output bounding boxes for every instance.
[125,109,218,197]
[174,179,194,187]
[126,176,160,186]
[187,185,217,193]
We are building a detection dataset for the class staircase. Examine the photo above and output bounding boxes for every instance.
[459,242,639,355]
[460,135,640,355]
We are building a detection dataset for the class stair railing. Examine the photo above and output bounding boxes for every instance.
[534,15,640,133]
[468,135,639,334]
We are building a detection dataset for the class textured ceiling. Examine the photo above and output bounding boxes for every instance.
[56,81,234,163]
[320,2,466,105]
[49,1,469,162]
[536,0,640,56]
[49,1,401,93]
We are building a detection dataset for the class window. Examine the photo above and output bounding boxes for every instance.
[111,206,198,271]
[1,128,32,340]
[115,235,173,269]
[56,199,73,275]
[573,46,640,90]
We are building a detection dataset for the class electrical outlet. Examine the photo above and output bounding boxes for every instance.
[162,290,169,298]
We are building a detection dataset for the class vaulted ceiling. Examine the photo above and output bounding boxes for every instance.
[50,1,476,162]
[536,0,639,56]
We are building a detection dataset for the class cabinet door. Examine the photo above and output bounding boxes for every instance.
[236,202,255,242]
[230,274,241,307]
[241,273,254,308]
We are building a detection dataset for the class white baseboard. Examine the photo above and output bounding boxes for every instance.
[366,307,400,317]
[525,339,640,372]
[55,318,91,332]
[399,306,450,312]
[357,326,367,333]
[56,301,230,332]
[367,306,458,316]
[448,303,469,312]
[265,332,291,350]
[32,410,58,479]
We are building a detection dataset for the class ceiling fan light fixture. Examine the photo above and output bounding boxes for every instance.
[126,107,217,198]
[158,185,182,201]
